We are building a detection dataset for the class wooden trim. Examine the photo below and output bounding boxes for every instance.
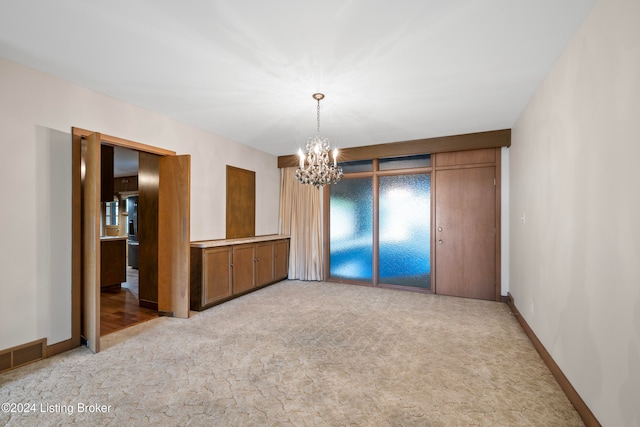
[375,166,432,177]
[430,164,437,293]
[322,186,330,280]
[431,162,497,171]
[0,338,47,373]
[494,148,502,301]
[372,159,379,286]
[507,293,601,427]
[71,131,82,348]
[47,338,75,358]
[73,127,176,156]
[278,129,511,168]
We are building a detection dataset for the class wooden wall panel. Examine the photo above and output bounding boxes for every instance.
[226,166,255,239]
[100,145,114,202]
[434,148,496,167]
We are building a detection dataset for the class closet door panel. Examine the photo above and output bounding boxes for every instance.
[435,166,496,300]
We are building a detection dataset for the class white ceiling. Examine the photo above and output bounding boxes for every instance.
[0,0,596,156]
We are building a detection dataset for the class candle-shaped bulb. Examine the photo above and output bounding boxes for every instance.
[333,148,338,167]
[298,148,304,169]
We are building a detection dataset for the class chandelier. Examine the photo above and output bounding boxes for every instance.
[295,93,343,187]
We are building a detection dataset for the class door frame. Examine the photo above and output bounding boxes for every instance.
[71,127,177,352]
[431,148,502,301]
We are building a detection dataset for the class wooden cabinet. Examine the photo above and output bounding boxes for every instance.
[113,175,138,193]
[190,236,289,311]
[100,237,126,288]
[101,145,114,202]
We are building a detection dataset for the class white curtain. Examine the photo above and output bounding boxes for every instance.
[279,167,323,280]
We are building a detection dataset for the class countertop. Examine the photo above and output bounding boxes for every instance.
[191,234,290,249]
[100,235,128,242]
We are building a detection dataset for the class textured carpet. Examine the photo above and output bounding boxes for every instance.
[0,280,583,426]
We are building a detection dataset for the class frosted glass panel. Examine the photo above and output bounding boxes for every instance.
[339,160,373,173]
[379,174,431,288]
[379,155,431,170]
[330,178,373,282]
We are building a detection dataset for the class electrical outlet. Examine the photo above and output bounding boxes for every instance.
[529,300,534,315]
[521,212,526,225]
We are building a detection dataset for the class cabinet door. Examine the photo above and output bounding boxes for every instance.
[100,239,126,287]
[203,247,233,305]
[255,242,274,287]
[233,244,255,294]
[274,240,289,280]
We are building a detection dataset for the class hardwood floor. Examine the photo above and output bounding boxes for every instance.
[100,267,157,336]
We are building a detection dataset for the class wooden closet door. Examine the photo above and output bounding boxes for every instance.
[435,166,496,300]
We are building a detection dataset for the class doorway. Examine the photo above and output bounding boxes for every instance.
[100,146,157,336]
[72,128,191,353]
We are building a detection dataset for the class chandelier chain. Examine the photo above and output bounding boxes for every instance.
[316,98,321,134]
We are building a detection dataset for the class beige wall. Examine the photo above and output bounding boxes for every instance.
[510,0,640,425]
[0,58,280,350]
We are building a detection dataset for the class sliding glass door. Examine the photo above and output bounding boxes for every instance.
[328,156,431,290]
